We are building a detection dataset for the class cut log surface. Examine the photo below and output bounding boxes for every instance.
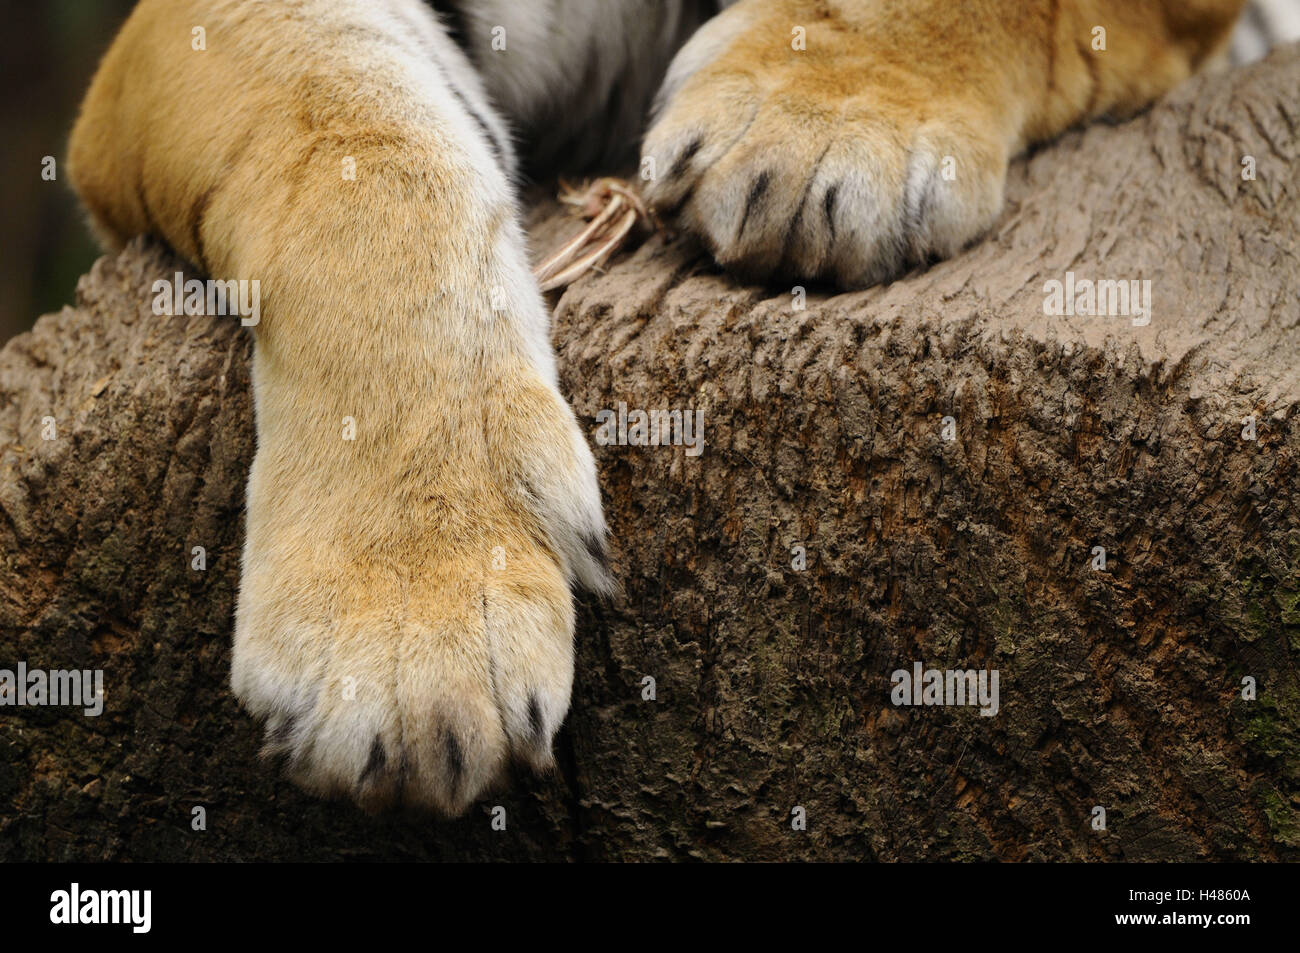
[1,47,1298,861]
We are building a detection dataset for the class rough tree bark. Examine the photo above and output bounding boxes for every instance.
[1,48,1298,862]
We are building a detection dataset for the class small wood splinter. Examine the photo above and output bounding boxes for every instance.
[533,177,653,293]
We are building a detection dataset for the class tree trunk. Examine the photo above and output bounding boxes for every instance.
[2,47,1299,862]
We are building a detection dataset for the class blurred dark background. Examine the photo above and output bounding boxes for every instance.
[1,0,135,344]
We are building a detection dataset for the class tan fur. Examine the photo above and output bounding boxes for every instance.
[68,0,1246,814]
[70,0,610,814]
[643,0,1247,284]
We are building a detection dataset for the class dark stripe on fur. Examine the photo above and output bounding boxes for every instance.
[736,170,771,239]
[424,0,470,51]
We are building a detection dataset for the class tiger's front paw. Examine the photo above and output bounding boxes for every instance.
[230,364,610,815]
[642,2,1013,288]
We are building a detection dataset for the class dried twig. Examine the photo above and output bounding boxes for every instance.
[533,178,652,292]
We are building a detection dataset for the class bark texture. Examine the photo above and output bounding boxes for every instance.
[2,48,1299,862]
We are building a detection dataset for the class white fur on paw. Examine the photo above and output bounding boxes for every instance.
[643,78,1008,288]
[230,374,610,815]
